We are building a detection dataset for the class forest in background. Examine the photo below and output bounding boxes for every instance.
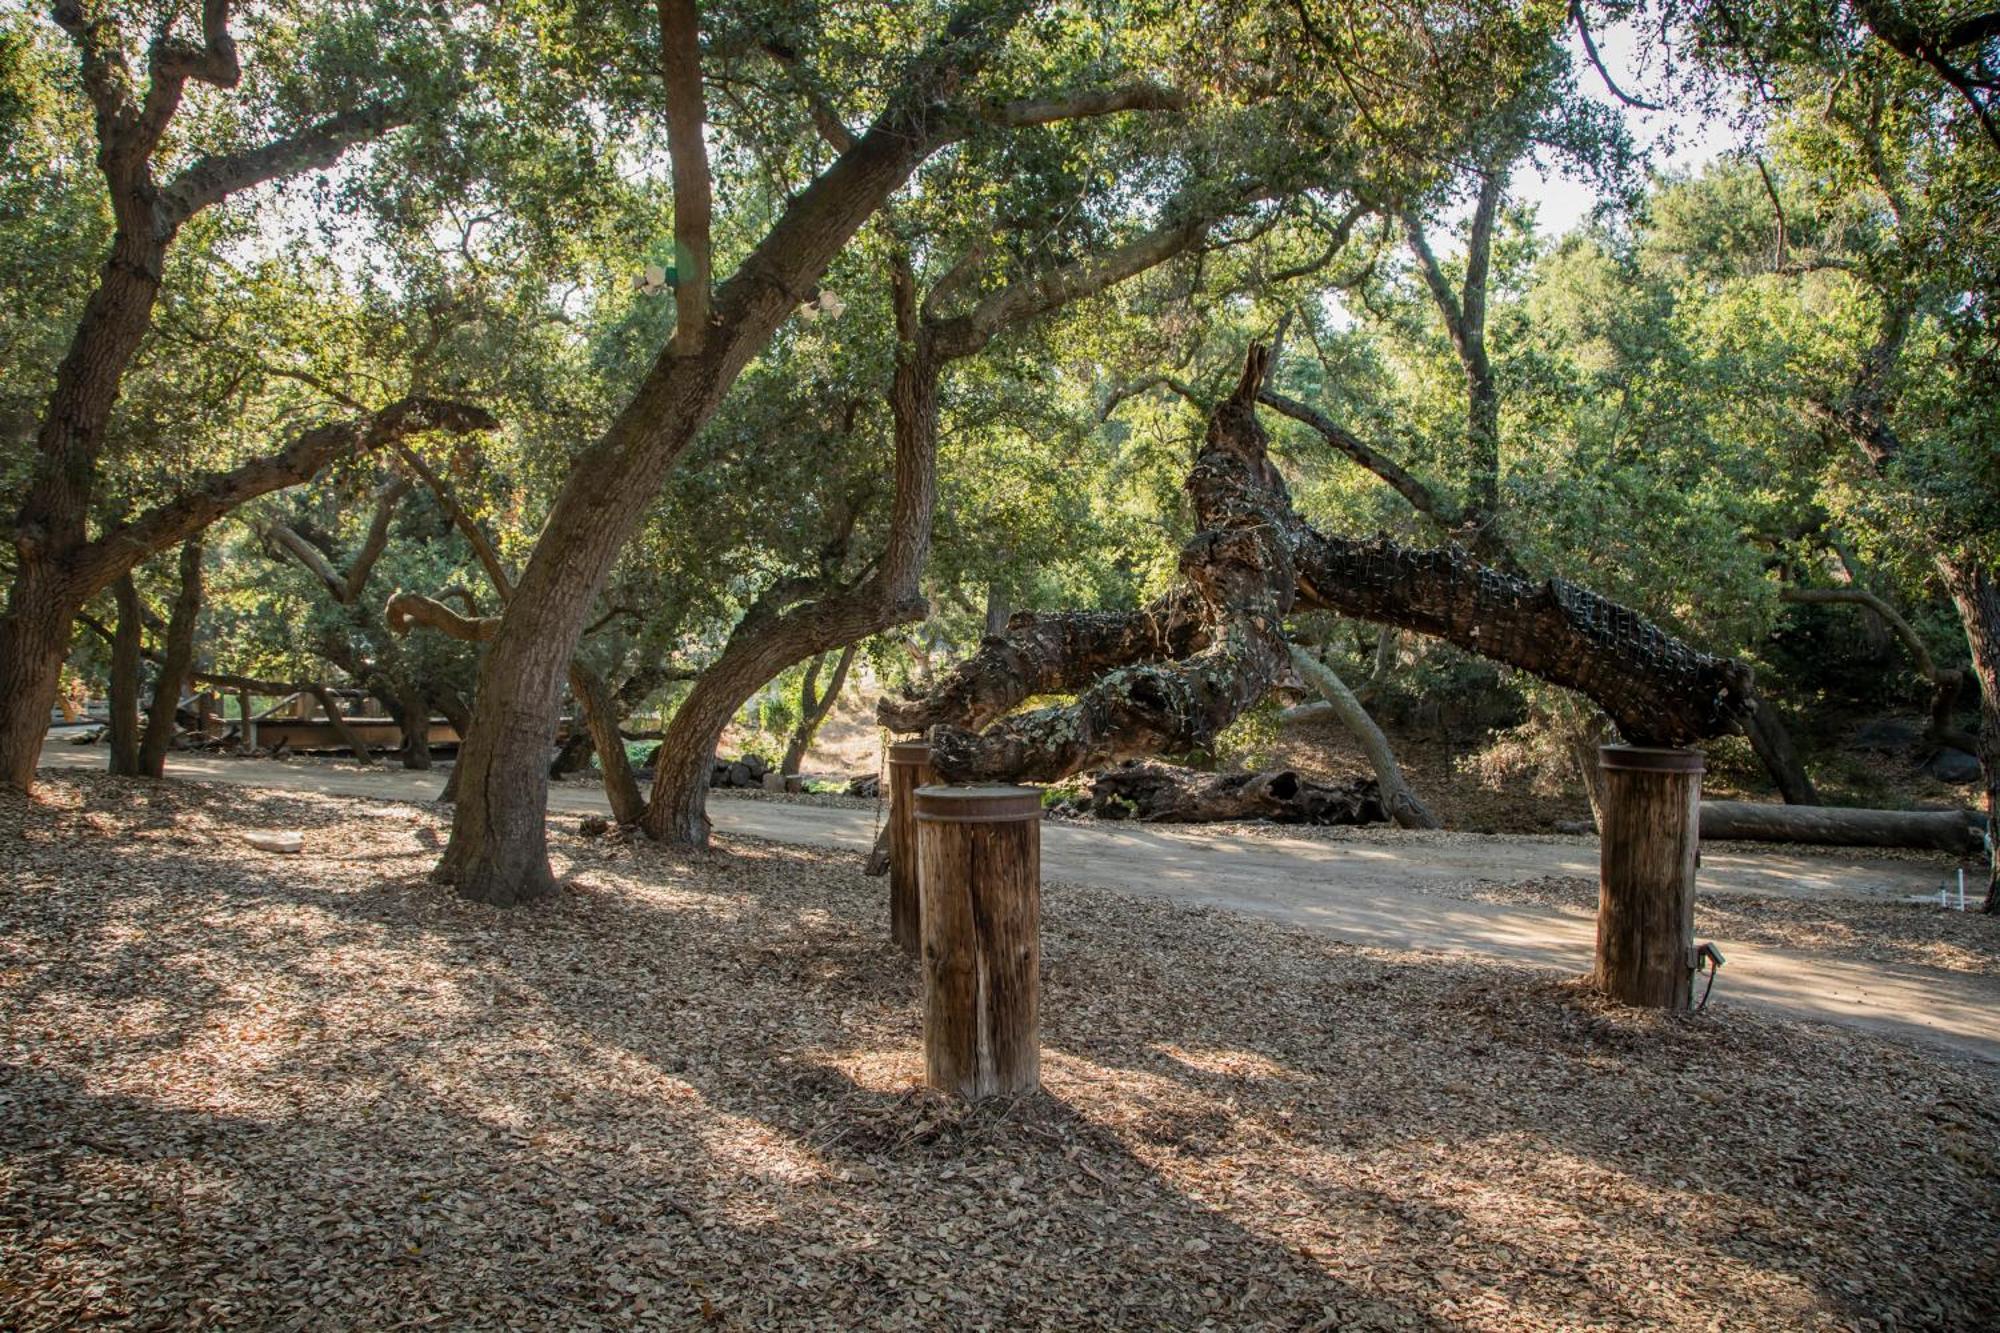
[2,0,1995,904]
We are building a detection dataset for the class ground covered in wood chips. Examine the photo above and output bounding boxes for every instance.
[2,773,1996,1331]
[1422,877,2000,978]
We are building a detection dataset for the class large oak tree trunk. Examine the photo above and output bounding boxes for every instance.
[438,118,958,902]
[2,235,179,788]
[638,333,941,849]
[894,348,1755,786]
[137,542,202,779]
[0,564,81,790]
[107,574,144,776]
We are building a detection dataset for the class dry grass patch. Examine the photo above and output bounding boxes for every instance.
[1,773,1995,1331]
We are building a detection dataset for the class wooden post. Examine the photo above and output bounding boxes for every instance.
[915,785,1041,1099]
[886,740,935,957]
[239,689,256,751]
[1596,746,1703,1009]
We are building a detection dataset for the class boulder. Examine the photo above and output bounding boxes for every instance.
[1925,747,1982,784]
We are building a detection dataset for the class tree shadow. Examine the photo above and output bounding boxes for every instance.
[5,779,1994,1329]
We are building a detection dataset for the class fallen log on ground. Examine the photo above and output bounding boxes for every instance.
[1699,800,1986,855]
[1068,761,1386,825]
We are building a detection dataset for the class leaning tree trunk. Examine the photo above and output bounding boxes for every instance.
[107,574,144,776]
[1288,644,1439,829]
[437,94,968,904]
[1936,555,2000,912]
[1744,696,1819,805]
[888,347,1755,786]
[569,660,645,826]
[642,629,816,847]
[137,542,202,779]
[0,562,80,790]
[391,684,434,771]
[780,642,858,781]
[309,685,377,766]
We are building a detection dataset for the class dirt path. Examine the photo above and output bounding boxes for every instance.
[36,748,2000,1063]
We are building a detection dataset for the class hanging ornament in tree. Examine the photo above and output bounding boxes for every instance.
[633,262,674,296]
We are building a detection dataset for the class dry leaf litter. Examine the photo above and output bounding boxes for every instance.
[2,773,1995,1331]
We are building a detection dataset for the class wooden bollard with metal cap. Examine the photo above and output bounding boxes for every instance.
[914,785,1042,1099]
[885,740,935,957]
[1596,745,1704,1009]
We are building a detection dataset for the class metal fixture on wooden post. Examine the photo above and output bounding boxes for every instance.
[915,784,1042,1099]
[1596,745,1704,1009]
[886,740,935,957]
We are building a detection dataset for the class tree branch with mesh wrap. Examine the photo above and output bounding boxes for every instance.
[884,346,1755,783]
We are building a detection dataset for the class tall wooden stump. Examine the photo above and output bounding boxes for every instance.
[1596,746,1703,1009]
[915,785,1041,1099]
[886,740,935,957]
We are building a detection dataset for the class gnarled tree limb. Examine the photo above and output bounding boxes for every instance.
[895,345,1755,784]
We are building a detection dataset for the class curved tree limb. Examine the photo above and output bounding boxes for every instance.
[386,592,499,642]
[71,397,494,599]
[905,346,1755,784]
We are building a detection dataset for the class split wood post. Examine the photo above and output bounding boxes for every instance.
[1596,746,1703,1009]
[915,785,1042,1099]
[239,689,256,751]
[885,740,935,957]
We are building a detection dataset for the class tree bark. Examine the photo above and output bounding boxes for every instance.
[903,347,1756,785]
[549,729,596,778]
[1935,557,2000,910]
[1287,643,1438,828]
[570,660,645,825]
[137,542,202,778]
[983,583,1011,638]
[1698,799,1983,853]
[107,574,144,776]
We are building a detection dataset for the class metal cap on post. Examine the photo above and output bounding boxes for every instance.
[1596,745,1705,1009]
[884,740,934,957]
[914,785,1042,1099]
